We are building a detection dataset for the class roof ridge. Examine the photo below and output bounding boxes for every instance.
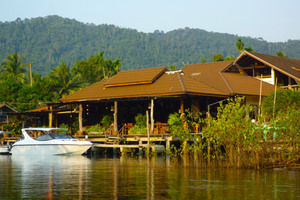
[250,51,300,63]
[118,66,167,73]
[182,73,228,95]
[177,72,187,92]
[218,71,234,95]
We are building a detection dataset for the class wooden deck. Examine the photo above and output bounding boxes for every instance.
[93,143,165,153]
[77,134,176,153]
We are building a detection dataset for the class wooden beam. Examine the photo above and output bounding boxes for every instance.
[242,65,267,70]
[146,110,150,152]
[150,99,154,134]
[49,106,53,128]
[79,104,83,134]
[235,63,247,75]
[113,101,118,134]
[180,99,184,114]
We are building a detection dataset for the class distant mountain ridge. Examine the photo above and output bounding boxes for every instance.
[1,15,300,76]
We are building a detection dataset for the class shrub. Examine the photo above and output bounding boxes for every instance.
[128,113,147,135]
[101,115,113,129]
[86,124,104,134]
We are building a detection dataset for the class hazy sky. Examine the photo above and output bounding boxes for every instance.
[1,0,300,42]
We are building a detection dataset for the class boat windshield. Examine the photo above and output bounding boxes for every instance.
[35,133,75,141]
[25,129,75,141]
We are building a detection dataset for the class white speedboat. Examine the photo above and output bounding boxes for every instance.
[9,128,92,155]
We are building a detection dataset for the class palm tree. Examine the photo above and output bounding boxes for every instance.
[50,61,83,98]
[96,51,105,79]
[236,38,244,52]
[104,58,121,78]
[1,53,27,83]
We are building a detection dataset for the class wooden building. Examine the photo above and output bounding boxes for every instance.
[235,51,300,88]
[0,104,17,128]
[52,60,275,134]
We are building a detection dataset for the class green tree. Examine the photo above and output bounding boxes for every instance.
[211,53,224,62]
[1,53,27,83]
[0,79,22,105]
[50,61,84,98]
[245,46,254,52]
[236,38,244,52]
[104,58,121,78]
[168,65,177,71]
[224,56,236,61]
[261,89,300,120]
[96,51,105,79]
[276,51,287,57]
[74,52,121,84]
[236,38,254,52]
[201,58,207,63]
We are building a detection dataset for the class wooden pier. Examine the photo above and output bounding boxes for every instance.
[77,134,176,154]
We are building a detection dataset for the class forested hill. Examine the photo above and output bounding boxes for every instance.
[1,15,300,76]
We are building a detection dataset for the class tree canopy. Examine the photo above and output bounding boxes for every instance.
[1,16,299,76]
[0,52,122,112]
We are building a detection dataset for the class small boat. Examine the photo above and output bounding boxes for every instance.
[9,128,92,155]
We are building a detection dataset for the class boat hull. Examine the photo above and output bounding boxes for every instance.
[10,143,92,155]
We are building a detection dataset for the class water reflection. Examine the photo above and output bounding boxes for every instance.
[4,155,92,199]
[0,155,299,199]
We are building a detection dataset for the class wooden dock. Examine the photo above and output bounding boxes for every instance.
[93,143,165,153]
[77,134,177,154]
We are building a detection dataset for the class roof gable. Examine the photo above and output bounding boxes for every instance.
[235,51,300,81]
[183,61,274,96]
[0,104,17,113]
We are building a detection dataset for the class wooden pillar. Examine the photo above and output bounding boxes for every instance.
[180,99,184,114]
[146,109,150,153]
[49,105,53,128]
[113,101,118,134]
[288,77,292,89]
[166,137,170,152]
[79,104,83,134]
[150,99,154,134]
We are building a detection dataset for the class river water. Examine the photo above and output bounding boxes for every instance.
[0,155,299,200]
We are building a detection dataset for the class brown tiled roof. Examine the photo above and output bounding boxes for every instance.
[222,73,274,96]
[182,61,234,94]
[235,51,300,81]
[183,61,274,96]
[61,68,184,102]
[60,67,229,103]
[60,61,275,103]
[104,67,167,87]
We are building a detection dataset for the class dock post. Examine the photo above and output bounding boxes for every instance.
[166,137,170,152]
[139,140,143,154]
[207,139,211,163]
[113,147,118,157]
